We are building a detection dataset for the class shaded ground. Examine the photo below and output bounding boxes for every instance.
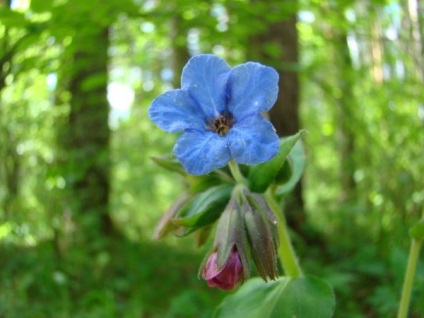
[0,238,225,318]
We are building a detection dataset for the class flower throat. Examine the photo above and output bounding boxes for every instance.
[211,113,234,137]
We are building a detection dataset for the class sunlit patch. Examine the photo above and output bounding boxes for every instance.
[107,82,134,128]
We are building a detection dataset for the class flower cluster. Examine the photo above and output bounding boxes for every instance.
[199,189,279,290]
[149,54,280,175]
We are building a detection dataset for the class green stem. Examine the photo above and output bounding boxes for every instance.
[228,160,245,184]
[265,191,303,277]
[397,238,422,318]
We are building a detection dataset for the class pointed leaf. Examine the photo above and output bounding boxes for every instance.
[214,276,335,318]
[173,184,233,228]
[248,130,306,193]
[276,138,306,195]
[151,153,186,175]
[152,193,190,240]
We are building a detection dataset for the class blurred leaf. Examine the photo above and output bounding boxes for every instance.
[186,173,228,194]
[80,73,108,91]
[248,130,306,193]
[409,221,424,241]
[30,0,54,13]
[153,193,190,239]
[0,9,27,27]
[151,153,186,175]
[214,276,335,318]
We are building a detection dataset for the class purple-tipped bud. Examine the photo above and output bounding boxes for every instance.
[199,194,250,290]
[202,247,244,290]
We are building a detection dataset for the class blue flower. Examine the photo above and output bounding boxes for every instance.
[148,54,280,175]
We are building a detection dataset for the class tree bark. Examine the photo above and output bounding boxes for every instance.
[65,24,115,242]
[170,15,190,88]
[0,1,20,218]
[248,13,305,233]
[331,30,357,203]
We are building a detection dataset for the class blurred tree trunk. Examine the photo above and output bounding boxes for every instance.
[329,12,358,203]
[170,15,189,88]
[0,1,20,218]
[65,19,116,243]
[248,9,305,234]
[334,34,357,202]
[418,0,424,70]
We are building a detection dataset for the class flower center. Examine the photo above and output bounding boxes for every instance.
[211,113,234,137]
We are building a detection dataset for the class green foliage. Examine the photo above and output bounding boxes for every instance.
[276,138,306,196]
[0,238,225,317]
[30,0,54,13]
[214,276,335,318]
[248,130,306,193]
[1,0,423,316]
[173,184,233,229]
[410,221,424,241]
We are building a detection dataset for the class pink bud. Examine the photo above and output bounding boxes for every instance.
[202,247,244,290]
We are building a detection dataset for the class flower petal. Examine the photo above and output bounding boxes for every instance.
[202,249,244,290]
[181,54,231,119]
[203,251,220,280]
[148,89,206,133]
[227,62,279,119]
[227,114,279,165]
[174,130,231,175]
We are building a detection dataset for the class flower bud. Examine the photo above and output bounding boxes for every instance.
[243,192,279,281]
[199,194,250,290]
[202,246,244,290]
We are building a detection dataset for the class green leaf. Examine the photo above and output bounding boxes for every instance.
[276,138,306,195]
[173,184,233,228]
[248,130,306,193]
[274,157,292,185]
[151,154,186,175]
[214,276,335,318]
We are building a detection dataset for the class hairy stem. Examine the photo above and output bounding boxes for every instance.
[228,160,245,184]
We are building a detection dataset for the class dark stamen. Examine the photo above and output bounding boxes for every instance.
[211,113,234,137]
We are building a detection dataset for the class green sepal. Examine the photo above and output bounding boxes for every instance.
[248,130,306,193]
[199,190,251,282]
[244,193,279,281]
[172,184,233,228]
[214,276,335,318]
[409,221,424,241]
[194,225,213,248]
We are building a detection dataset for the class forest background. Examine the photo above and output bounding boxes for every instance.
[0,0,423,317]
